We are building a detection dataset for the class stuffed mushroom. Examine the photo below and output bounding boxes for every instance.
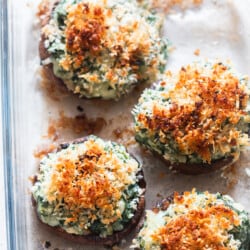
[39,0,168,100]
[32,135,145,245]
[132,190,250,250]
[132,61,250,174]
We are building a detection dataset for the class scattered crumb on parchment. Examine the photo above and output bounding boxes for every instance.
[112,124,136,148]
[46,110,107,139]
[34,143,57,159]
[34,111,107,159]
[159,172,167,179]
[194,48,200,56]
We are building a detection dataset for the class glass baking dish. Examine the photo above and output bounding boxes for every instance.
[1,0,250,249]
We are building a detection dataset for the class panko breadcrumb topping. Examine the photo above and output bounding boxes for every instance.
[46,138,139,225]
[60,1,155,76]
[136,62,249,163]
[40,0,168,99]
[153,192,240,250]
[61,3,107,70]
[32,136,143,237]
[132,190,249,250]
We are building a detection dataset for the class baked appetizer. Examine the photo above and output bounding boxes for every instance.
[132,61,250,174]
[132,190,250,250]
[39,0,168,100]
[32,136,145,245]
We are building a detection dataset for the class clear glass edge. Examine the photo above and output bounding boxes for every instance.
[0,0,7,249]
[1,0,16,249]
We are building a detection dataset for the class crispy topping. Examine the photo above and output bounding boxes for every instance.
[66,3,106,54]
[194,48,200,56]
[138,62,249,162]
[46,138,139,225]
[42,0,168,99]
[153,204,240,250]
[62,3,107,69]
[61,1,152,72]
[133,190,248,250]
[57,0,158,78]
[48,110,107,136]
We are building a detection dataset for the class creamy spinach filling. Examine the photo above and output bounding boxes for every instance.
[133,192,250,250]
[32,136,143,237]
[42,0,168,99]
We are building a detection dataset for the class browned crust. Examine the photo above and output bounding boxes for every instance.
[137,82,239,175]
[134,193,250,250]
[146,81,244,174]
[32,136,146,246]
[38,0,145,100]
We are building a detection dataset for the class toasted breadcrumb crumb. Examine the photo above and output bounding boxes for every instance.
[194,48,200,56]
